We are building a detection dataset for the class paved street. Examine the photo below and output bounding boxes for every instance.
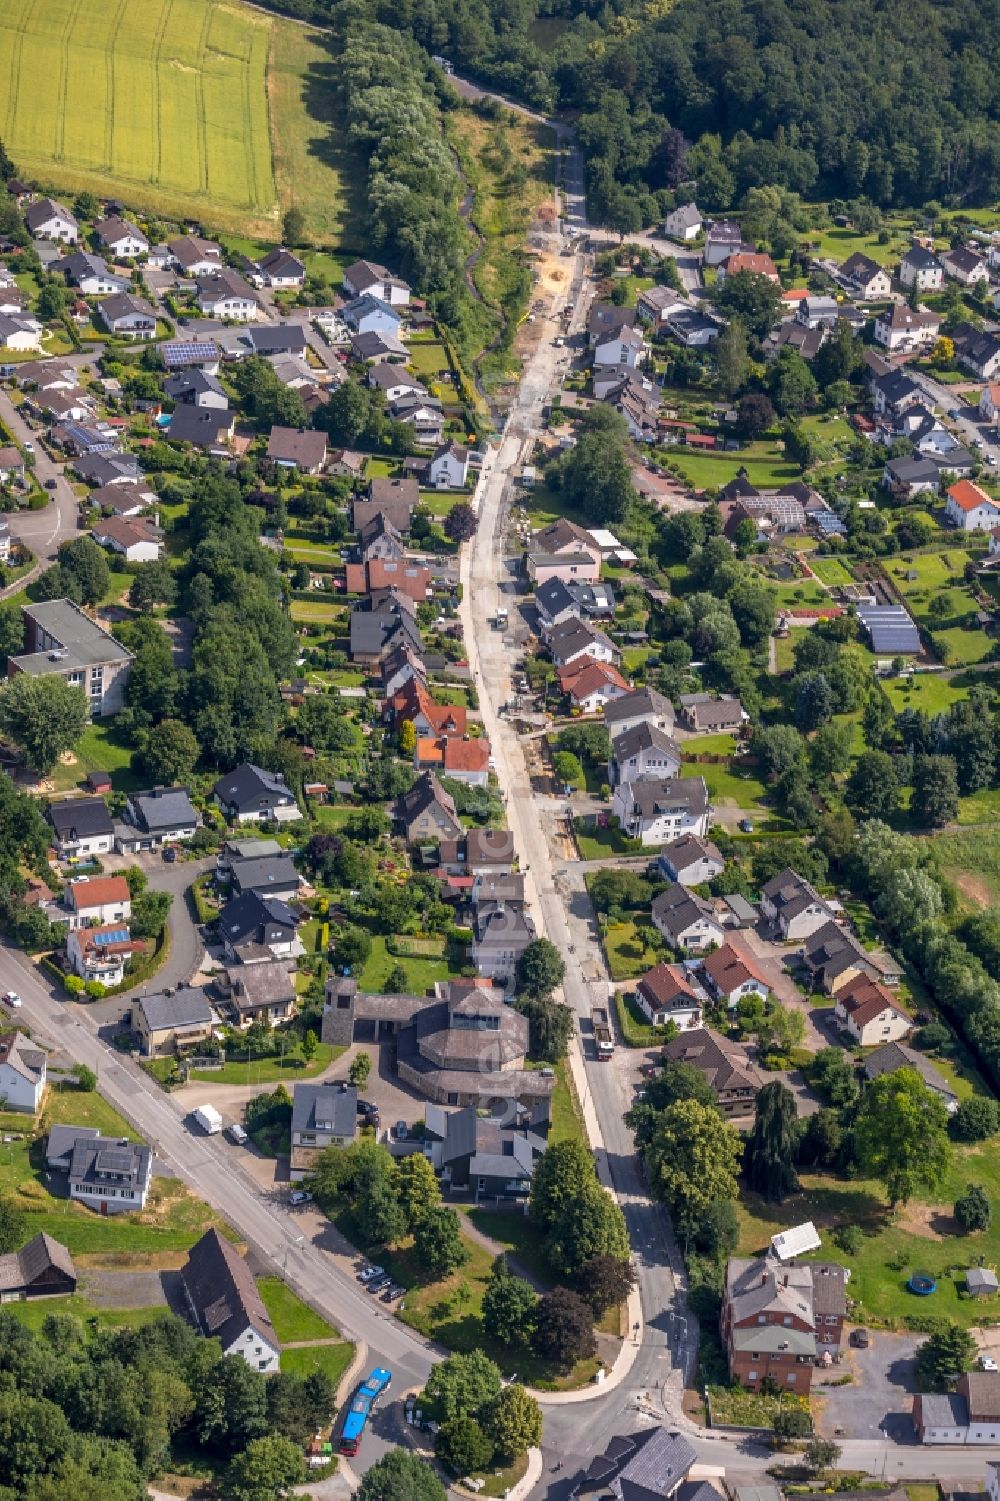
[0,387,79,595]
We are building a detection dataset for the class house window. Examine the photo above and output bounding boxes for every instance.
[747,1368,758,1380]
[787,1373,796,1385]
[783,1316,792,1326]
[757,1315,766,1324]
[825,1316,838,1325]
[259,1360,268,1369]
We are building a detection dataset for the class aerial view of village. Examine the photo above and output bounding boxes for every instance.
[7,3,1000,1501]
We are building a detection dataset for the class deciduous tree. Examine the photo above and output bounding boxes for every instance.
[531,1287,596,1370]
[855,1067,951,1207]
[0,675,87,774]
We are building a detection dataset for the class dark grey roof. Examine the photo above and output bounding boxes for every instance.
[625,777,708,818]
[427,1104,478,1164]
[535,575,578,620]
[259,248,306,279]
[884,455,943,485]
[291,1081,357,1138]
[48,796,114,840]
[46,1123,98,1167]
[231,853,300,895]
[228,960,296,1012]
[618,1428,697,1501]
[134,985,214,1034]
[182,1228,278,1354]
[129,787,197,833]
[72,453,139,485]
[856,603,921,655]
[661,833,724,875]
[917,1393,968,1427]
[166,404,231,447]
[611,721,682,765]
[876,370,921,405]
[396,771,459,830]
[99,293,155,325]
[245,324,308,356]
[863,1041,956,1100]
[903,246,941,270]
[603,687,675,728]
[213,763,296,814]
[219,890,298,945]
[0,1232,76,1294]
[165,370,226,401]
[651,882,718,938]
[69,1133,151,1193]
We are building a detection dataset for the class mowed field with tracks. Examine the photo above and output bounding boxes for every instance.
[0,0,359,239]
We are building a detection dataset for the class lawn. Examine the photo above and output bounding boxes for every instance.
[549,1057,586,1146]
[258,1276,337,1343]
[3,1296,171,1333]
[280,1342,354,1386]
[0,0,277,231]
[310,805,359,831]
[290,598,344,623]
[602,915,659,982]
[573,819,644,860]
[798,224,910,267]
[189,1042,340,1086]
[466,1208,552,1283]
[681,759,767,810]
[45,1085,140,1139]
[736,1144,1000,1330]
[50,717,143,793]
[933,828,1000,906]
[957,788,1000,825]
[809,557,855,587]
[669,443,801,494]
[882,674,970,717]
[357,933,465,994]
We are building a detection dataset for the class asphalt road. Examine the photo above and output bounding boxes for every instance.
[907,366,1000,469]
[0,387,79,595]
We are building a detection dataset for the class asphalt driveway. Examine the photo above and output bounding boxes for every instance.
[816,1330,922,1440]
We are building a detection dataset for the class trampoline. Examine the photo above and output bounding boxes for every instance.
[908,1273,938,1296]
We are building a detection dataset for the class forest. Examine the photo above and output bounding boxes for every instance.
[254,0,1000,224]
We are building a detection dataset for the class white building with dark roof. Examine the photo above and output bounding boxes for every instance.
[182,1228,280,1371]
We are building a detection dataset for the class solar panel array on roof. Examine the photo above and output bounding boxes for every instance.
[163,341,218,368]
[94,927,129,946]
[814,509,847,534]
[95,1147,134,1175]
[856,604,921,655]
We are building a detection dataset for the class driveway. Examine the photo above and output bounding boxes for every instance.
[816,1331,922,1441]
[0,388,78,594]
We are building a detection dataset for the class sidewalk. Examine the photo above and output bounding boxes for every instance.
[529,1286,642,1406]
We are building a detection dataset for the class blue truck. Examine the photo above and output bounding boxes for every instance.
[339,1367,392,1456]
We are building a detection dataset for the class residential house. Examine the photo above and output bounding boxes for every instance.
[665,306,723,348]
[594,324,645,369]
[0,446,25,486]
[223,961,297,1030]
[349,593,423,664]
[65,922,142,987]
[341,293,404,338]
[466,828,515,878]
[915,1373,1000,1444]
[213,764,299,824]
[840,253,892,299]
[723,1255,847,1393]
[900,245,944,290]
[873,302,940,353]
[227,852,301,902]
[60,1131,153,1214]
[167,236,222,275]
[575,1428,701,1501]
[549,616,620,670]
[47,796,115,858]
[0,1233,77,1301]
[700,941,771,1009]
[64,875,131,931]
[980,384,1000,428]
[353,476,419,535]
[651,882,726,952]
[196,269,259,321]
[704,221,743,266]
[25,198,78,243]
[532,518,604,569]
[534,576,581,634]
[182,1228,280,1372]
[429,442,469,489]
[662,1026,763,1116]
[608,721,682,786]
[663,203,703,241]
[882,454,948,499]
[164,403,234,454]
[946,479,1000,532]
[417,736,491,787]
[88,482,154,517]
[97,293,157,338]
[941,246,989,285]
[368,363,425,402]
[131,987,215,1056]
[329,449,366,482]
[588,302,636,351]
[637,286,692,326]
[73,452,141,487]
[873,370,923,418]
[593,361,654,401]
[118,787,199,851]
[161,338,221,372]
[390,678,466,738]
[718,251,780,284]
[395,772,464,843]
[8,597,132,716]
[795,295,842,329]
[528,549,601,587]
[343,260,412,306]
[678,693,747,734]
[91,516,162,563]
[290,1081,357,1179]
[219,890,300,965]
[558,659,631,713]
[52,251,129,295]
[760,868,835,941]
[659,833,725,886]
[265,425,327,474]
[0,314,43,352]
[345,558,431,602]
[603,686,676,738]
[834,975,911,1046]
[863,1040,958,1112]
[241,324,309,359]
[635,962,706,1029]
[800,919,878,995]
[0,1032,46,1112]
[351,328,409,364]
[951,324,1000,381]
[388,390,444,443]
[165,370,229,409]
[610,374,663,438]
[472,900,537,986]
[612,776,710,845]
[422,1105,545,1202]
[94,216,148,259]
[0,518,10,562]
[257,247,306,287]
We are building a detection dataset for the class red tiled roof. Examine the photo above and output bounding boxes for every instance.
[67,876,130,910]
[725,252,779,280]
[948,479,998,513]
[443,738,490,774]
[391,680,467,737]
[558,659,630,701]
[701,941,769,993]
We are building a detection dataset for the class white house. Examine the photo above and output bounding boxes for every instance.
[429,442,469,489]
[0,1031,46,1112]
[66,1132,152,1214]
[608,721,682,786]
[66,923,142,986]
[659,833,725,887]
[663,203,703,241]
[0,315,43,353]
[25,198,78,243]
[899,245,944,290]
[549,616,620,671]
[635,962,705,1029]
[196,270,260,321]
[980,384,1000,428]
[48,796,115,858]
[759,868,833,941]
[945,480,1000,533]
[611,776,710,846]
[64,876,131,931]
[873,302,940,353]
[183,1229,281,1371]
[941,246,989,286]
[91,517,162,563]
[651,883,726,952]
[343,259,411,306]
[699,942,770,1008]
[593,326,644,369]
[95,216,149,259]
[834,976,911,1046]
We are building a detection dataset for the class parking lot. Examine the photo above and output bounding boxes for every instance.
[816,1330,922,1441]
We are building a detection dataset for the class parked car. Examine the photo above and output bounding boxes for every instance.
[162,846,178,863]
[382,1285,405,1303]
[358,1264,384,1283]
[226,1123,248,1145]
[367,1274,392,1293]
[980,1355,998,1372]
[289,1189,312,1206]
[44,478,56,490]
[395,1120,408,1140]
[850,1328,870,1348]
[3,992,22,1008]
[738,819,754,833]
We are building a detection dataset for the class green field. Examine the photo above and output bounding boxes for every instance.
[0,0,358,241]
[809,557,855,586]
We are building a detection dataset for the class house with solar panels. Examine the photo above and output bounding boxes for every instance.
[66,922,144,987]
[161,339,221,374]
[57,1129,153,1213]
[855,602,922,656]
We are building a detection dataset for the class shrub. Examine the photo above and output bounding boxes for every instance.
[834,1224,864,1256]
